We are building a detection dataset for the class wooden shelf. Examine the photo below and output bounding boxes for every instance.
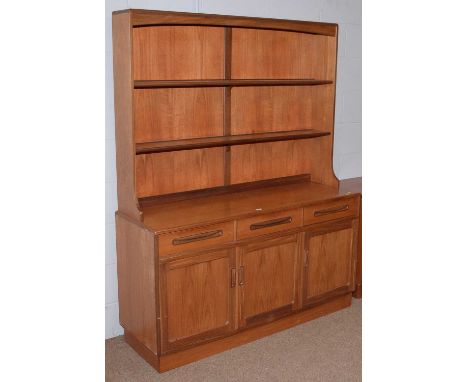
[134,79,333,89]
[135,129,331,155]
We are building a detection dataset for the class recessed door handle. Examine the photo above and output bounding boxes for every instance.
[239,266,245,286]
[314,205,349,217]
[230,268,236,288]
[250,216,292,230]
[172,229,223,245]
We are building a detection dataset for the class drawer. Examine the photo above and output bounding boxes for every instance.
[158,222,235,256]
[237,209,302,240]
[303,197,358,225]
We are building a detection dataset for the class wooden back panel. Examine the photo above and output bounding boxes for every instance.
[132,26,225,80]
[231,28,328,79]
[231,86,331,134]
[135,148,225,197]
[134,88,224,142]
[230,140,315,184]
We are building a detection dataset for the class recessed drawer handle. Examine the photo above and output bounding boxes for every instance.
[172,230,223,245]
[250,216,292,230]
[314,205,349,217]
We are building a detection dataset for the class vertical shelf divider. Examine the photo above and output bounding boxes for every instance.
[224,27,233,186]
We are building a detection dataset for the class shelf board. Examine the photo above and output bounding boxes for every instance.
[134,79,333,89]
[136,129,330,155]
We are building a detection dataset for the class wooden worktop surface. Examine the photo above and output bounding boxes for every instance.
[142,178,362,234]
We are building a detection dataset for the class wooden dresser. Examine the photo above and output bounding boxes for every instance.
[112,9,362,372]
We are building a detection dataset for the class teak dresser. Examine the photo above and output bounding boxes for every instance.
[112,9,362,372]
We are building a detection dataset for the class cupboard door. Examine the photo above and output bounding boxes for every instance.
[303,221,357,306]
[238,235,299,327]
[160,249,236,352]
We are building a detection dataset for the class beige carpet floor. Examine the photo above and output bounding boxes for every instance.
[106,299,361,382]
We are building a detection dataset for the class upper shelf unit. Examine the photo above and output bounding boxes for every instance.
[134,79,333,89]
[112,9,340,212]
[135,129,331,155]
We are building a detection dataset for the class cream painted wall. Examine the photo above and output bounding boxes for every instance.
[105,0,361,339]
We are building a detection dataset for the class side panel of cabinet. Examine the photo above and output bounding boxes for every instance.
[238,235,299,327]
[116,213,158,354]
[159,249,236,352]
[303,220,358,306]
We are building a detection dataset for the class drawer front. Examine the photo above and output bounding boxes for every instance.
[237,209,302,240]
[303,197,357,225]
[159,222,235,256]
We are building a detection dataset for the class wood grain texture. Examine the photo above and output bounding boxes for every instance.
[142,181,361,233]
[128,9,337,37]
[112,12,142,220]
[135,148,225,197]
[239,235,299,326]
[354,197,362,299]
[237,209,302,240]
[304,226,354,302]
[232,28,328,79]
[161,250,235,350]
[113,10,356,373]
[231,86,332,134]
[133,88,224,143]
[116,213,157,353]
[135,130,330,155]
[157,293,351,372]
[132,26,224,80]
[309,36,339,188]
[124,329,160,370]
[230,140,315,184]
[303,197,358,226]
[134,79,333,88]
[339,178,362,299]
[223,27,233,186]
[158,221,235,257]
[139,175,311,206]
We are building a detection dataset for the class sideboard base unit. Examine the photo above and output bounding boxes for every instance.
[124,293,352,373]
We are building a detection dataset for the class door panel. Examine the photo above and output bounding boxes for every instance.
[304,223,356,305]
[239,235,298,327]
[161,249,235,352]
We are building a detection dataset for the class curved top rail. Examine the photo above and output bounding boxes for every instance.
[113,9,337,37]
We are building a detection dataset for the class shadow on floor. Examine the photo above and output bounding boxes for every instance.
[106,299,361,382]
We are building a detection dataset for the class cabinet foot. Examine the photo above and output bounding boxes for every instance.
[353,285,362,299]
